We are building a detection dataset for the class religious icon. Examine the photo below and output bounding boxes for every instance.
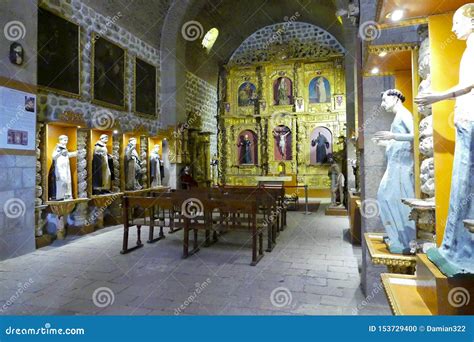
[309,76,331,103]
[124,137,143,190]
[237,130,257,164]
[238,82,257,106]
[273,77,293,105]
[92,134,114,194]
[310,127,332,164]
[48,135,77,201]
[272,126,292,161]
[150,144,164,187]
[295,97,304,112]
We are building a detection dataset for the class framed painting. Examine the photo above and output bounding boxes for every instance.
[134,57,157,117]
[309,76,331,104]
[37,8,80,98]
[238,82,257,107]
[92,35,126,110]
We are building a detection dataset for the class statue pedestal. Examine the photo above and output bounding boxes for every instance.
[401,198,436,245]
[365,233,417,274]
[89,193,123,229]
[47,198,88,239]
[349,195,361,244]
[382,254,474,315]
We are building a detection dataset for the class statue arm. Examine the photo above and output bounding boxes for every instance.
[68,151,78,158]
[415,82,474,106]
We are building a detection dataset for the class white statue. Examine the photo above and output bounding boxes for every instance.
[415,3,474,275]
[330,164,345,207]
[49,135,77,201]
[373,89,416,254]
[150,144,164,187]
[92,134,113,194]
[125,137,142,190]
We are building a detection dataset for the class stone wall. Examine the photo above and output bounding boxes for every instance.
[185,71,218,156]
[0,0,38,260]
[37,0,161,134]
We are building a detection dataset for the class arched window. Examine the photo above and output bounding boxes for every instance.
[202,28,219,52]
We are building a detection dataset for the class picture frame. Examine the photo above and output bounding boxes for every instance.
[134,57,157,117]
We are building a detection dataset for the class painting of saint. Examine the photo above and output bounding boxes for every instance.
[238,82,257,106]
[135,58,157,117]
[237,130,257,164]
[273,126,292,160]
[273,77,293,105]
[309,77,331,104]
[310,127,332,165]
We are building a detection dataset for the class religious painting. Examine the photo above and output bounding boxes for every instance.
[334,94,345,111]
[237,130,258,165]
[238,82,257,107]
[273,77,293,105]
[37,8,80,97]
[309,77,331,104]
[273,125,292,161]
[310,126,333,165]
[92,36,126,109]
[135,57,157,117]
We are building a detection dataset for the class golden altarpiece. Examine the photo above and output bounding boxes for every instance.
[218,56,346,193]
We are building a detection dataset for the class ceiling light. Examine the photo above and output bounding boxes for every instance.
[371,67,379,74]
[378,51,387,57]
[389,9,404,22]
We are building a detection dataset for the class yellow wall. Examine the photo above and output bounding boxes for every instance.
[394,70,413,113]
[429,13,465,245]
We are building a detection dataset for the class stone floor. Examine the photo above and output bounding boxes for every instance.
[0,204,390,316]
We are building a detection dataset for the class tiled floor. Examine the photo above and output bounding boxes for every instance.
[0,204,390,315]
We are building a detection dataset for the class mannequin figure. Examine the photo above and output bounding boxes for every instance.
[373,89,415,254]
[415,4,474,275]
[125,137,142,190]
[92,134,114,194]
[48,135,77,201]
[150,144,164,187]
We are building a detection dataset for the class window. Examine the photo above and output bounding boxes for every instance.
[202,28,219,52]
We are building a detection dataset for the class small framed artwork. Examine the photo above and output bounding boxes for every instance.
[134,57,157,117]
[333,94,345,111]
[92,35,126,110]
[295,97,304,112]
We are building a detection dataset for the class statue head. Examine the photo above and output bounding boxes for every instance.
[453,4,474,40]
[244,134,249,140]
[128,137,137,148]
[99,134,109,143]
[153,144,160,152]
[381,89,405,112]
[58,135,68,146]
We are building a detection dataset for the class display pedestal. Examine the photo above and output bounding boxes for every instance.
[349,194,361,244]
[35,234,52,249]
[47,198,88,239]
[365,233,417,274]
[90,193,123,229]
[401,198,436,243]
[325,205,347,216]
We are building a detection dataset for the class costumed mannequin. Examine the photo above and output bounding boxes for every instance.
[150,144,164,187]
[124,137,142,190]
[48,135,77,201]
[273,128,291,159]
[238,134,252,164]
[373,89,416,254]
[415,3,474,275]
[92,134,114,194]
[312,132,329,163]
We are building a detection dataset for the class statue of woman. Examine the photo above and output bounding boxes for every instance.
[415,4,474,275]
[48,135,77,201]
[92,134,113,194]
[150,144,164,187]
[374,89,416,254]
[278,78,289,105]
[125,137,142,190]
